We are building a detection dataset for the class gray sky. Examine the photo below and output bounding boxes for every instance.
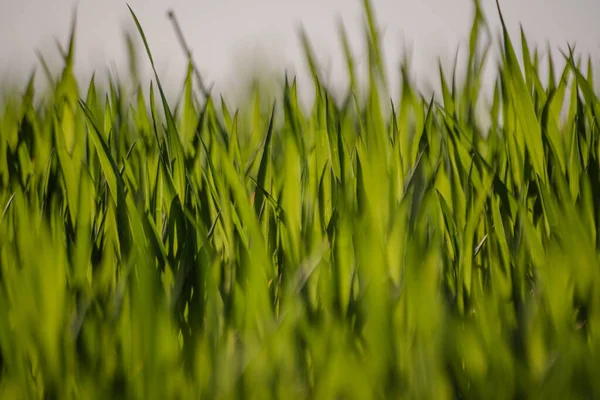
[0,0,598,104]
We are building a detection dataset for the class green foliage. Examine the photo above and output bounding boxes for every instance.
[1,1,599,398]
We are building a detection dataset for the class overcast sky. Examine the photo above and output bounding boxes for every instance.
[0,0,598,103]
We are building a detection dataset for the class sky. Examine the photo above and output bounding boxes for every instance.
[0,0,598,105]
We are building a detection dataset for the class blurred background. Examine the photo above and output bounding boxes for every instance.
[0,0,598,105]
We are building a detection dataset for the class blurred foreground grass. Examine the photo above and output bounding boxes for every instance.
[1,0,600,398]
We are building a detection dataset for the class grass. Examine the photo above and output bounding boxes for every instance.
[1,0,600,398]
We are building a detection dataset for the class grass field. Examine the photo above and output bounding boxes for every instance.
[1,0,600,398]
